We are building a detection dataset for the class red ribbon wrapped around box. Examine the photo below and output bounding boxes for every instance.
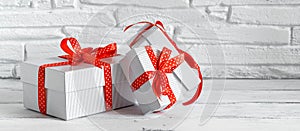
[131,46,184,110]
[37,37,117,114]
[125,21,203,107]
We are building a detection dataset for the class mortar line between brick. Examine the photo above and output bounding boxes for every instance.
[226,6,232,23]
[113,10,119,27]
[176,43,290,46]
[24,44,28,62]
[200,64,300,66]
[61,26,70,37]
[50,0,57,9]
[0,26,63,29]
[0,25,110,29]
[290,27,294,46]
[226,21,300,27]
[215,4,300,7]
[79,3,190,10]
[189,0,193,8]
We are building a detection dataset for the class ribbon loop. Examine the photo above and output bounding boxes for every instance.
[94,43,117,60]
[60,37,82,56]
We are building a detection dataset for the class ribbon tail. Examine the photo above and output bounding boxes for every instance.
[157,72,176,110]
[152,74,162,100]
[94,61,113,111]
[38,61,70,114]
[37,66,47,114]
[162,74,177,110]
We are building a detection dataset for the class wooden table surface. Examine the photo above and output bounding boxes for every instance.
[0,79,299,131]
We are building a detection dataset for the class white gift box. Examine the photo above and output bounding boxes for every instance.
[21,56,135,120]
[120,47,200,114]
[127,25,200,91]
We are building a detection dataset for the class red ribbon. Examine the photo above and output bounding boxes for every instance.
[38,37,117,114]
[131,46,184,110]
[125,21,203,106]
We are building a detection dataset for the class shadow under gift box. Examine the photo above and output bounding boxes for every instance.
[20,56,135,120]
[120,47,200,114]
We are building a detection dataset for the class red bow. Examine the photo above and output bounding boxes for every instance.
[58,38,117,65]
[37,37,117,114]
[125,21,203,106]
[131,46,184,110]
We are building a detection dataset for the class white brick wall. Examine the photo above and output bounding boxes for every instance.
[0,0,299,79]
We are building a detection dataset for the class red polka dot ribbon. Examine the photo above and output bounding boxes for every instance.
[38,37,117,114]
[131,46,184,110]
[125,21,204,106]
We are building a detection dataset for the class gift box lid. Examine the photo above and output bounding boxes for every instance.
[129,25,179,55]
[21,56,125,93]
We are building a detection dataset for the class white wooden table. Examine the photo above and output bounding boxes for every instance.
[0,79,299,131]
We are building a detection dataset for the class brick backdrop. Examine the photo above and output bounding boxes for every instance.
[0,0,299,79]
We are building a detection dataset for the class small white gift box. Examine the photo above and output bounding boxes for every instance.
[126,23,200,89]
[21,56,135,120]
[120,46,200,114]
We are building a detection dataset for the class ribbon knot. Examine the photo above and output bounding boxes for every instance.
[58,38,117,66]
[58,38,94,65]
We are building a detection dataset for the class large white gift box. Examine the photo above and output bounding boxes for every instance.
[21,56,135,120]
[120,46,200,114]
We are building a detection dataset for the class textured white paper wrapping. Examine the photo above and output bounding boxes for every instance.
[21,57,104,92]
[23,82,133,120]
[21,56,135,120]
[121,47,197,114]
[127,25,200,91]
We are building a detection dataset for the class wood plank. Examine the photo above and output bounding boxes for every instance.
[1,117,298,131]
[0,118,99,131]
[0,89,22,103]
[0,104,47,118]
[198,90,300,104]
[2,102,299,119]
[69,103,300,130]
[0,79,299,131]
[213,103,300,119]
[0,79,22,90]
[176,118,300,131]
[0,79,22,103]
[203,79,300,91]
